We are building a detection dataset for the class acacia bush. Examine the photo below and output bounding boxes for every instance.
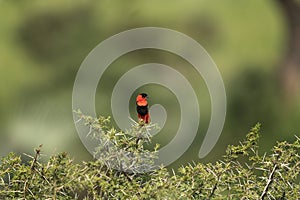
[0,112,299,199]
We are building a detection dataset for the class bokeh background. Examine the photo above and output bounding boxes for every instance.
[1,0,300,168]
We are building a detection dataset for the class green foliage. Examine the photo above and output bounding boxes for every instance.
[74,110,159,174]
[0,114,299,199]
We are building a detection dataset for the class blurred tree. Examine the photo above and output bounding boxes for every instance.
[278,0,300,99]
[18,6,102,94]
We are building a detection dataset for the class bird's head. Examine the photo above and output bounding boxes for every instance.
[136,93,148,106]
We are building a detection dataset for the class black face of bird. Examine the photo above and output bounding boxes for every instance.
[140,93,148,98]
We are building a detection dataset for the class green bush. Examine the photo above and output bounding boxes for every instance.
[0,112,299,199]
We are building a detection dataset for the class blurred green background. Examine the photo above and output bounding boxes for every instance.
[1,0,300,167]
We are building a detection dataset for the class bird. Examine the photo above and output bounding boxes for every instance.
[136,93,150,124]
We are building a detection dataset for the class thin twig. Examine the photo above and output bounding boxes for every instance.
[260,164,278,200]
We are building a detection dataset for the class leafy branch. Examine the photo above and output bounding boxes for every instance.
[0,113,299,199]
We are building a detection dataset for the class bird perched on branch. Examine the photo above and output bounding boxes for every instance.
[136,93,150,124]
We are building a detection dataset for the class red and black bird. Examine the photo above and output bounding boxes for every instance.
[136,93,150,124]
